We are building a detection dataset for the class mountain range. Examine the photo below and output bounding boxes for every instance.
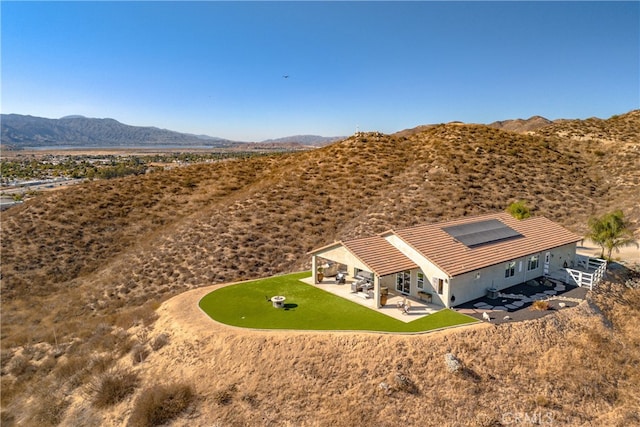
[1,112,608,150]
[0,114,235,149]
[0,114,345,149]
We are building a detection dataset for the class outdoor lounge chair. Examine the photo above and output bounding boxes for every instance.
[351,281,362,293]
[351,279,368,293]
[397,298,411,314]
[403,301,411,315]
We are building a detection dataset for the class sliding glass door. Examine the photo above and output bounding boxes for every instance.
[396,270,411,294]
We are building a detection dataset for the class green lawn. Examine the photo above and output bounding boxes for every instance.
[198,272,478,333]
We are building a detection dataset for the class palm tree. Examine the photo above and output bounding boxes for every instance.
[587,210,638,259]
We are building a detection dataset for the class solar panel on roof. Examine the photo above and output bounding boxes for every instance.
[442,219,522,248]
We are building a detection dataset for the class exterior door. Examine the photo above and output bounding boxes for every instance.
[396,271,410,294]
[543,252,550,276]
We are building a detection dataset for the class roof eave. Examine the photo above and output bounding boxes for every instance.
[307,241,344,255]
[448,239,582,277]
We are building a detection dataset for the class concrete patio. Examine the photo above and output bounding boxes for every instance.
[300,276,441,323]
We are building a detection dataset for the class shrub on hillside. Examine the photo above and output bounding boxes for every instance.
[531,300,550,311]
[54,354,88,380]
[212,384,237,405]
[27,394,70,426]
[506,200,531,220]
[131,344,150,365]
[89,368,139,408]
[150,333,169,351]
[7,354,35,378]
[128,383,195,427]
[88,354,117,374]
[393,372,419,395]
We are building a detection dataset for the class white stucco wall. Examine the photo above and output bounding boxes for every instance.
[449,243,578,306]
[315,238,578,309]
[314,246,371,276]
[379,274,396,289]
[548,243,578,272]
[384,234,450,307]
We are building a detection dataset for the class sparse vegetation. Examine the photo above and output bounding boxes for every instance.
[531,300,550,311]
[150,333,169,351]
[1,111,639,425]
[506,200,531,219]
[212,384,237,405]
[89,368,139,408]
[131,343,150,365]
[128,383,195,427]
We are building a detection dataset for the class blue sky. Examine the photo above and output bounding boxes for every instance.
[2,1,638,141]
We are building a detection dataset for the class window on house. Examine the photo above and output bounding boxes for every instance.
[417,272,425,289]
[528,255,539,271]
[435,278,444,294]
[505,261,516,278]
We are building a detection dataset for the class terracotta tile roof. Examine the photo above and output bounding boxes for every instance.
[342,236,419,277]
[392,213,581,277]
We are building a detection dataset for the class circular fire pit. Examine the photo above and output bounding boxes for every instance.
[271,296,286,308]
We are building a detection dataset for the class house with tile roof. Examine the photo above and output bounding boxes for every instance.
[309,212,585,308]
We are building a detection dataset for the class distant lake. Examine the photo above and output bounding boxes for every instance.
[19,145,223,151]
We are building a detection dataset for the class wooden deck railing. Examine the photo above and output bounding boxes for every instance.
[563,257,607,290]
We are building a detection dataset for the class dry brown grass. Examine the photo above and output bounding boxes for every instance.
[531,300,551,311]
[128,383,195,427]
[111,273,637,426]
[1,110,638,424]
[87,368,139,408]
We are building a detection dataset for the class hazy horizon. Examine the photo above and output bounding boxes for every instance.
[2,1,638,141]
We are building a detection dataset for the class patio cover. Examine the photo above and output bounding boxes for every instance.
[315,235,418,277]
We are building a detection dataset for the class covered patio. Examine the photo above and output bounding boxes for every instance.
[308,234,446,321]
[299,274,440,322]
[309,235,426,308]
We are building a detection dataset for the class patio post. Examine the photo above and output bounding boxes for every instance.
[311,255,317,283]
[374,274,380,308]
[444,277,451,308]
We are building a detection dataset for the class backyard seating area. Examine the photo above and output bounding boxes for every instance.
[303,274,440,322]
[351,277,374,299]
